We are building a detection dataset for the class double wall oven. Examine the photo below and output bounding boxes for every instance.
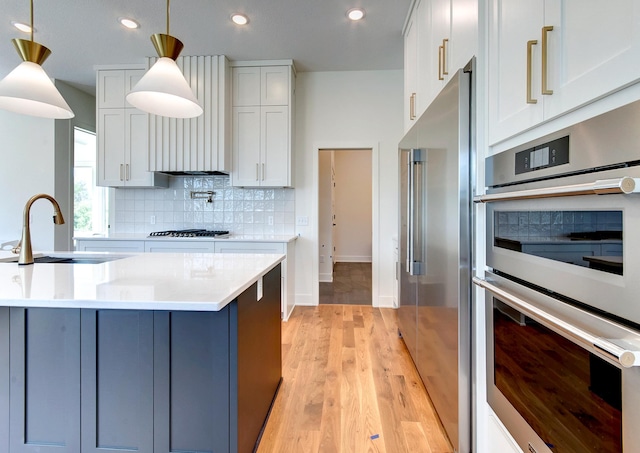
[475,100,640,452]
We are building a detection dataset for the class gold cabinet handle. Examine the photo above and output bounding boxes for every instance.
[438,45,444,80]
[442,38,449,76]
[126,164,130,181]
[410,93,416,120]
[527,39,538,104]
[541,26,554,95]
[120,164,124,181]
[256,163,259,181]
[262,163,265,181]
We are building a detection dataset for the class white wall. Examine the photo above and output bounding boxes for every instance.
[0,111,56,251]
[334,149,372,262]
[0,81,95,253]
[294,70,403,307]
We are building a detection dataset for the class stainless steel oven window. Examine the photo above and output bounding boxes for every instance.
[493,209,623,275]
[493,297,622,452]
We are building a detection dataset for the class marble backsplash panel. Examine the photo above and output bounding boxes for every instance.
[112,175,295,235]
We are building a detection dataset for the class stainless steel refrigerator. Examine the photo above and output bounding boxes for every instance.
[398,62,473,453]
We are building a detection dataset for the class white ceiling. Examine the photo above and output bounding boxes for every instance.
[1,0,411,94]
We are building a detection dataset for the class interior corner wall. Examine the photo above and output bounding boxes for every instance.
[0,111,56,251]
[294,70,403,306]
[334,150,372,262]
[54,81,96,251]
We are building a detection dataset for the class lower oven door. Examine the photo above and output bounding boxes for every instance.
[484,179,640,325]
[478,271,640,453]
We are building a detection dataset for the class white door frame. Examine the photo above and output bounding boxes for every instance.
[312,141,380,306]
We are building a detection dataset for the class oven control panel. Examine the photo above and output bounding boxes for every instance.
[515,136,569,175]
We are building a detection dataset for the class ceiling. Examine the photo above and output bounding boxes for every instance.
[1,0,411,94]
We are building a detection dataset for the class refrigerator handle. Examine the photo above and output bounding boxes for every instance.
[409,149,425,276]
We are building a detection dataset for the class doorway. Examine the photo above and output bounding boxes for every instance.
[318,149,372,305]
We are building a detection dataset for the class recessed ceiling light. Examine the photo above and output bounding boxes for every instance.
[231,14,249,25]
[11,21,34,33]
[118,17,140,29]
[347,8,365,21]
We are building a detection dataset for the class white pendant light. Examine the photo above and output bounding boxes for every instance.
[0,0,74,119]
[126,0,203,118]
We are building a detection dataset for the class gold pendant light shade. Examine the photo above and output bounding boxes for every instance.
[126,0,203,119]
[0,1,74,119]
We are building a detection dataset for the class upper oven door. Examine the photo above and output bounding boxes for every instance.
[482,171,640,326]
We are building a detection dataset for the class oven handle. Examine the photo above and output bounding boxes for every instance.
[474,176,640,203]
[473,276,640,368]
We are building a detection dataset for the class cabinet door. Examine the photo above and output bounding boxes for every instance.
[154,311,231,453]
[543,0,640,120]
[488,0,544,144]
[125,109,152,187]
[261,105,290,186]
[9,308,81,453]
[233,66,261,106]
[144,241,215,253]
[232,106,261,186]
[428,0,451,99]
[97,70,125,109]
[450,0,478,75]
[404,8,419,131]
[75,240,145,252]
[261,66,289,106]
[124,69,144,108]
[98,108,126,187]
[80,310,154,453]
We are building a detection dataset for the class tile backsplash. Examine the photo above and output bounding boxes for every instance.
[112,176,295,235]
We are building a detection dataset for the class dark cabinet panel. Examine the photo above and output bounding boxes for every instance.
[9,308,81,453]
[154,309,232,453]
[233,266,282,453]
[81,310,154,453]
[0,308,9,453]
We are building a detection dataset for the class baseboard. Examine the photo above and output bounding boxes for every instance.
[295,294,317,306]
[375,295,395,308]
[334,256,372,263]
[319,273,333,283]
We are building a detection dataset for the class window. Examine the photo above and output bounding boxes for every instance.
[74,128,108,237]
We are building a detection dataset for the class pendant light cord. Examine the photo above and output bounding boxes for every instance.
[29,0,34,42]
[166,0,170,35]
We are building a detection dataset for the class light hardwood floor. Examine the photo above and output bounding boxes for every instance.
[256,305,453,453]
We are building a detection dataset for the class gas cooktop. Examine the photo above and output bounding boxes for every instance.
[148,229,230,238]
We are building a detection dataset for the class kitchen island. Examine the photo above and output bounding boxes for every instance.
[0,251,284,453]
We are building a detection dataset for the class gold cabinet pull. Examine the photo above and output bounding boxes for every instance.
[541,25,554,95]
[410,93,416,120]
[262,163,265,181]
[120,164,124,181]
[527,39,538,104]
[256,163,259,181]
[442,38,449,76]
[438,45,444,80]
[126,164,130,181]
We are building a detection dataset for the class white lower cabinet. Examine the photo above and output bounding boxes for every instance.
[144,241,215,253]
[75,240,144,253]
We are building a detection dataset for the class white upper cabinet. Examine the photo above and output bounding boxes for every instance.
[96,68,168,188]
[488,0,640,144]
[148,55,231,173]
[231,63,294,187]
[403,0,477,132]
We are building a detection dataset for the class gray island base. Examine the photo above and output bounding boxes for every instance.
[0,259,282,453]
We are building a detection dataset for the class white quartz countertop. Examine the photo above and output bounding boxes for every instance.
[74,234,298,243]
[0,251,284,312]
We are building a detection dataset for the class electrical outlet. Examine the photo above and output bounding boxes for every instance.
[268,215,274,225]
[320,255,325,263]
[296,216,309,226]
[150,215,156,225]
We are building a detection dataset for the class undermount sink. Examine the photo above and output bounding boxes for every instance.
[0,254,127,264]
